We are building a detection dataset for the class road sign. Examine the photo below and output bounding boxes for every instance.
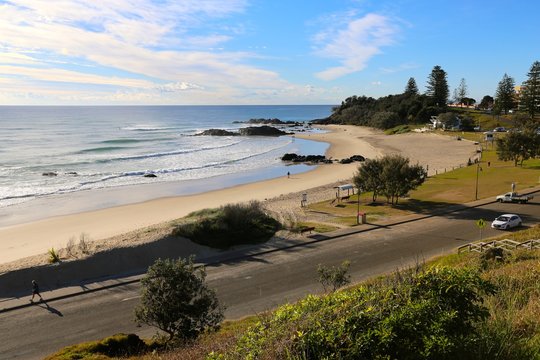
[476,219,486,228]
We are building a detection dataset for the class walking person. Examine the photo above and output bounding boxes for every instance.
[30,280,43,302]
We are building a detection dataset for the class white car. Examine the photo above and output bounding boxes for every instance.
[491,214,522,230]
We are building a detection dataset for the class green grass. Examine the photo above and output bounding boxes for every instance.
[294,221,339,233]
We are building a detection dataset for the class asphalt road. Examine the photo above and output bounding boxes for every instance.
[1,199,539,359]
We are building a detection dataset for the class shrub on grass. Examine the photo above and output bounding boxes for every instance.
[44,333,155,359]
[173,201,281,249]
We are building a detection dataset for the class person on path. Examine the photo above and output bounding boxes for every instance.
[30,280,43,302]
[287,171,290,178]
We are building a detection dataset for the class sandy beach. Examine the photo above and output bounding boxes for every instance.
[0,125,478,268]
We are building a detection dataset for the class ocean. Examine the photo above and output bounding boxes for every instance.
[0,105,333,210]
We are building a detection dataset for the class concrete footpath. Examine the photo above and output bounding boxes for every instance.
[2,187,539,314]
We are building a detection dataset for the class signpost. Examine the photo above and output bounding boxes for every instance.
[476,218,486,241]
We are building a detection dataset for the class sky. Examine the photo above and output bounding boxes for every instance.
[1,0,539,105]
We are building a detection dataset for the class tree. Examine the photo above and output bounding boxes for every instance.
[134,257,224,342]
[479,95,494,110]
[426,65,449,107]
[380,155,427,204]
[462,97,476,107]
[354,155,427,205]
[404,77,419,95]
[519,60,540,119]
[496,131,540,166]
[353,158,384,202]
[495,73,516,114]
[456,78,468,106]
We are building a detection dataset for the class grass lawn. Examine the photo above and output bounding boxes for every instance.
[305,133,540,226]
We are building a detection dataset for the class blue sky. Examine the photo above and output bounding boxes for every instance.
[0,0,539,105]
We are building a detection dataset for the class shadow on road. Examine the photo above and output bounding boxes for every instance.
[34,300,63,317]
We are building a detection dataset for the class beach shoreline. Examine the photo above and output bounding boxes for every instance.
[0,125,478,267]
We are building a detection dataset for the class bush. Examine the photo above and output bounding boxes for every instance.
[48,248,60,263]
[224,267,494,359]
[173,201,281,249]
[134,257,224,342]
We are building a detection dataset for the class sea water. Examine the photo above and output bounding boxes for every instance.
[0,105,332,210]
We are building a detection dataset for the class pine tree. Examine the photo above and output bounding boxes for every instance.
[520,61,540,119]
[456,78,468,107]
[495,73,516,115]
[426,65,449,107]
[404,77,419,95]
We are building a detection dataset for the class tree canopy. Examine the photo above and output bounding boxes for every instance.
[404,77,419,95]
[519,60,540,119]
[426,65,449,107]
[495,73,516,114]
[354,154,427,205]
[496,131,540,166]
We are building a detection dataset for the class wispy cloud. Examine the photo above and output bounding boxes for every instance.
[0,1,309,104]
[380,62,420,74]
[314,13,399,80]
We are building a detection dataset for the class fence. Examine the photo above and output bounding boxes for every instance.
[458,239,540,253]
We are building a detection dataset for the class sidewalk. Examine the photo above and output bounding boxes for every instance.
[2,187,539,314]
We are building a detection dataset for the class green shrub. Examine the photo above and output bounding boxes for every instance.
[48,248,60,263]
[222,266,494,359]
[173,201,280,249]
[134,257,224,342]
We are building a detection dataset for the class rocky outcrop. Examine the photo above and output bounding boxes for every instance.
[281,153,331,163]
[143,173,157,178]
[195,129,238,136]
[339,155,366,164]
[238,126,288,136]
[195,126,287,136]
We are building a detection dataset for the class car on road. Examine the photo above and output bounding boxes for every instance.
[496,192,534,204]
[491,214,522,230]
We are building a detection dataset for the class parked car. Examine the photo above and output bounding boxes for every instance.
[493,127,507,132]
[491,214,522,230]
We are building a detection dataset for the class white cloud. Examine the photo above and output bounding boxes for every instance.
[0,1,312,104]
[314,13,399,80]
[156,81,204,92]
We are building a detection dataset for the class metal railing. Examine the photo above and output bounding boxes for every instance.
[458,239,540,253]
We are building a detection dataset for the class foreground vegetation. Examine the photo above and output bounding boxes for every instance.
[47,227,540,359]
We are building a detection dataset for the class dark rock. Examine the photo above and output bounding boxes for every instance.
[144,173,157,178]
[195,129,238,136]
[42,172,57,176]
[281,153,298,161]
[281,153,327,163]
[66,172,78,175]
[339,155,366,164]
[239,126,288,136]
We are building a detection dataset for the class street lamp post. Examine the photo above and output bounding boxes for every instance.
[475,147,482,200]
